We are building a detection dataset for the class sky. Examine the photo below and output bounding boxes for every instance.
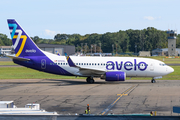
[1,0,180,39]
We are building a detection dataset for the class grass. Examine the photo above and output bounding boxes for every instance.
[0,61,17,65]
[144,56,180,64]
[0,67,84,79]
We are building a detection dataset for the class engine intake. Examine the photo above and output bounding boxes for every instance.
[105,71,126,81]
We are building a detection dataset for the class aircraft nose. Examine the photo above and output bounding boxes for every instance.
[168,66,174,73]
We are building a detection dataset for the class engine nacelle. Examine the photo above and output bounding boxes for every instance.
[105,71,126,81]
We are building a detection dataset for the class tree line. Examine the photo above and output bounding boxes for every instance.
[1,27,180,53]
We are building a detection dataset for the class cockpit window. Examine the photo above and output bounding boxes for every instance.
[159,63,166,66]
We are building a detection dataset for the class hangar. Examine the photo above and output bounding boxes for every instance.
[37,44,75,56]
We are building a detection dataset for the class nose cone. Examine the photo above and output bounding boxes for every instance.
[168,66,174,73]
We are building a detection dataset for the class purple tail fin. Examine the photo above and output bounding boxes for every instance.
[7,19,44,57]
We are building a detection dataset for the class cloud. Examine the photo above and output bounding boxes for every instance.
[44,29,60,38]
[143,16,162,21]
[144,16,155,20]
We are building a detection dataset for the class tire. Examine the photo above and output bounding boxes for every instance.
[89,79,94,83]
[151,79,156,83]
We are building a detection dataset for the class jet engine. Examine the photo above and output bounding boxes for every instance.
[105,71,126,81]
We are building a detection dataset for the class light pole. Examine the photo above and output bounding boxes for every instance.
[81,43,83,54]
[94,44,96,53]
[85,43,87,55]
[135,44,137,55]
[116,44,117,55]
[91,45,93,55]
[112,44,114,56]
[99,43,101,54]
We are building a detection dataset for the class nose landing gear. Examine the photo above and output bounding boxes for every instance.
[151,79,156,83]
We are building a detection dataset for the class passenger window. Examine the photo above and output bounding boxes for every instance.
[98,63,99,65]
[66,63,67,65]
[81,63,83,65]
[76,63,78,65]
[92,63,94,65]
[95,63,96,65]
[50,63,52,65]
[84,63,86,65]
[89,63,91,65]
[87,63,88,65]
[79,63,80,65]
[61,63,62,65]
[63,63,65,65]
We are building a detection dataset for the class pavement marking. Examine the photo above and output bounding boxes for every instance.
[100,85,137,115]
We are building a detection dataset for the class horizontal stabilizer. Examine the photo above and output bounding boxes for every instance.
[6,55,30,61]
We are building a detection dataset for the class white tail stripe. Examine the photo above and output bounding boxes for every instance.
[10,29,22,49]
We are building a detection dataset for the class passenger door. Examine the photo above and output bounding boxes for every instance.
[150,63,154,71]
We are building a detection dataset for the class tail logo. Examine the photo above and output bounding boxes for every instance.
[25,49,36,53]
[8,23,27,57]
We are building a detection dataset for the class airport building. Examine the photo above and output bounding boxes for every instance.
[0,44,75,56]
[37,44,75,56]
[152,48,180,56]
[139,51,151,56]
[0,46,13,56]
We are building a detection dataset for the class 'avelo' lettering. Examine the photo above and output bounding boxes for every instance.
[25,49,36,53]
[106,59,147,71]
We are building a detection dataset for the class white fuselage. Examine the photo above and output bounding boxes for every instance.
[44,51,174,78]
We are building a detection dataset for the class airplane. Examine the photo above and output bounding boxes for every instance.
[7,19,174,83]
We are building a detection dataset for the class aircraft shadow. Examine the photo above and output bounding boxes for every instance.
[0,79,152,86]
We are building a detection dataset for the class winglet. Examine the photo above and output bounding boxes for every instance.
[67,56,77,67]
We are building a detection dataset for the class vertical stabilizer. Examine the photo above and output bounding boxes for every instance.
[7,19,44,57]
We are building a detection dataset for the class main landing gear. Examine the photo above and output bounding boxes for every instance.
[86,77,94,83]
[151,79,156,83]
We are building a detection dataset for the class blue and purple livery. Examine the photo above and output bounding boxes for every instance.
[7,19,174,83]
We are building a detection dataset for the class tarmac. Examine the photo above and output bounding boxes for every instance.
[0,79,180,116]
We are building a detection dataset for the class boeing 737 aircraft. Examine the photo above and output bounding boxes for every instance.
[7,19,174,83]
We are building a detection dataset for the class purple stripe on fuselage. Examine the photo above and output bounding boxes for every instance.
[13,56,73,76]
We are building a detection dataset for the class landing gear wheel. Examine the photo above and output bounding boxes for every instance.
[86,77,94,83]
[151,79,156,83]
[86,77,90,82]
[89,79,94,83]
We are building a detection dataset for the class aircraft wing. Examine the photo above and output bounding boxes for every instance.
[6,55,30,61]
[67,56,106,75]
[79,67,105,72]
